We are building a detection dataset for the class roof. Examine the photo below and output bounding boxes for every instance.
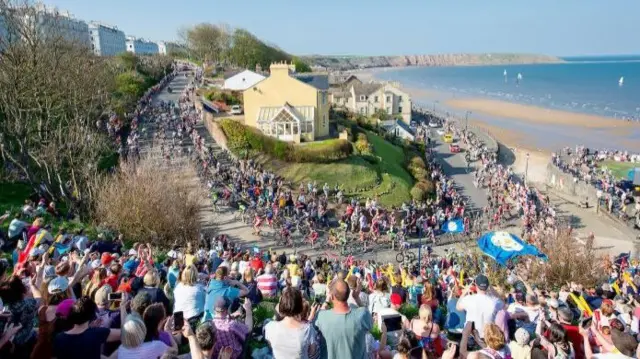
[293,73,329,90]
[395,119,415,135]
[331,90,352,98]
[257,104,315,124]
[223,70,266,91]
[329,74,360,86]
[353,83,383,97]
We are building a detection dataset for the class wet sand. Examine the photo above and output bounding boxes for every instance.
[446,98,639,130]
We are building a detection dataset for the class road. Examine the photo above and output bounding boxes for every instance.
[428,129,489,212]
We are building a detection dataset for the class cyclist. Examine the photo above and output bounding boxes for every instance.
[237,202,247,221]
[252,213,264,236]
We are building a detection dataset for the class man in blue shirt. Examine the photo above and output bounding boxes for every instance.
[204,267,249,314]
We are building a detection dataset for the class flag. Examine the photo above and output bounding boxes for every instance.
[442,219,464,234]
[477,231,547,266]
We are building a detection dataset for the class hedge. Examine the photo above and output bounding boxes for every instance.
[219,119,352,163]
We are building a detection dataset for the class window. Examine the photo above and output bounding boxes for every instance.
[387,107,392,115]
[360,95,365,101]
[321,92,327,105]
[323,114,327,127]
[360,107,366,114]
[386,96,391,102]
[374,96,379,103]
[398,106,403,113]
[398,96,403,103]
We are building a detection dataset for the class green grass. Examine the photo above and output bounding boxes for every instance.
[261,131,414,206]
[0,182,34,214]
[272,156,379,193]
[601,160,637,180]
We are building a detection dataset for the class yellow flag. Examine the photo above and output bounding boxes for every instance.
[612,281,621,295]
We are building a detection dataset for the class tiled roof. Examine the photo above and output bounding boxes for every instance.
[293,73,329,90]
[353,83,382,97]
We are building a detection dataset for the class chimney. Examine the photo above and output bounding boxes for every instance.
[269,62,293,77]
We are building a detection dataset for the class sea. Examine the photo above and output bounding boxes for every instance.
[373,56,640,151]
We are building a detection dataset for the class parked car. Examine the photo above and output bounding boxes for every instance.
[428,120,440,128]
[436,129,446,136]
[229,105,243,115]
[443,133,454,143]
[449,144,461,153]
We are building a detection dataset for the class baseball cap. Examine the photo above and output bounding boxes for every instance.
[101,253,114,266]
[390,293,403,306]
[475,275,490,291]
[547,298,559,309]
[48,276,69,294]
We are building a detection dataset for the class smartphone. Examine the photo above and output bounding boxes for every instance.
[314,295,326,304]
[173,311,184,331]
[108,292,122,301]
[382,315,403,332]
[581,317,593,329]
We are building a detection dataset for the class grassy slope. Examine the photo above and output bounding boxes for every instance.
[360,131,413,207]
[259,132,414,206]
[601,160,637,180]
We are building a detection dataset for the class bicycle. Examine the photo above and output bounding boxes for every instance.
[395,241,416,264]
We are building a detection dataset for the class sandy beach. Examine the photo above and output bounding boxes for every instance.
[446,98,639,130]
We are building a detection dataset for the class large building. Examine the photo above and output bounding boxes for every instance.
[157,41,185,56]
[26,3,90,47]
[243,62,330,143]
[330,79,412,124]
[125,36,158,55]
[88,22,126,56]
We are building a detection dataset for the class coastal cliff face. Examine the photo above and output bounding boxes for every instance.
[302,53,562,70]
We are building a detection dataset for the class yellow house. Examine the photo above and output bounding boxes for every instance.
[243,62,330,142]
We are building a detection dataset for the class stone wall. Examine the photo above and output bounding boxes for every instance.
[545,163,598,203]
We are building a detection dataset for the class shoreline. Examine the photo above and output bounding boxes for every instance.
[357,69,640,153]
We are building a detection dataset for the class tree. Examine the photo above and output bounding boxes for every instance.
[292,57,312,73]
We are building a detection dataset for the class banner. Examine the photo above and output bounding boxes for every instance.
[477,231,547,266]
[442,219,465,234]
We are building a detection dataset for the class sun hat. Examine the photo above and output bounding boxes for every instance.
[90,259,102,269]
[48,276,69,294]
[94,285,113,307]
[547,298,560,309]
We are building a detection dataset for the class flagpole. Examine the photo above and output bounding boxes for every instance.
[418,229,422,273]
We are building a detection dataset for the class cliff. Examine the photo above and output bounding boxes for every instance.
[302,53,563,70]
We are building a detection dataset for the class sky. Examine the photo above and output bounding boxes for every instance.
[40,0,640,57]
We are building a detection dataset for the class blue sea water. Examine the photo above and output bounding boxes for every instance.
[373,57,640,151]
[375,58,640,119]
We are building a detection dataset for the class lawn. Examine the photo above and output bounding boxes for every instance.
[266,156,379,193]
[601,160,637,180]
[0,182,34,214]
[263,131,414,207]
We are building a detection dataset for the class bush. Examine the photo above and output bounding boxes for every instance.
[219,119,352,163]
[206,90,241,105]
[410,180,435,201]
[94,154,204,246]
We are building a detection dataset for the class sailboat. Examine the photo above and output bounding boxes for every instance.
[503,69,507,82]
[619,77,624,87]
[516,73,523,86]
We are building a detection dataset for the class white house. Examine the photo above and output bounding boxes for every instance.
[26,4,90,47]
[88,22,126,56]
[125,36,158,55]
[380,119,415,141]
[223,69,266,91]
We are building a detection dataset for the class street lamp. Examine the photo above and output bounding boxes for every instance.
[525,153,530,184]
[465,111,471,134]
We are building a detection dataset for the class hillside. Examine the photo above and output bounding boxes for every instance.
[302,53,563,70]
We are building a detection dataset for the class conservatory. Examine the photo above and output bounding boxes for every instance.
[256,103,315,142]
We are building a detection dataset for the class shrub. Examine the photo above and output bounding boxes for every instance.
[94,153,204,246]
[410,180,435,200]
[219,119,351,163]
